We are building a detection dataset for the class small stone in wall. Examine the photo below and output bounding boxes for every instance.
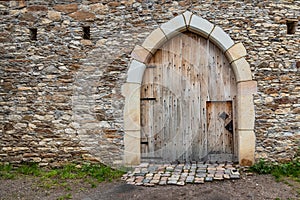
[69,11,96,21]
[54,4,78,14]
[81,39,93,46]
[41,18,52,25]
[265,97,274,103]
[27,5,48,12]
[48,11,61,21]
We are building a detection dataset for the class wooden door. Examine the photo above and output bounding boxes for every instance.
[141,32,237,163]
[206,101,234,162]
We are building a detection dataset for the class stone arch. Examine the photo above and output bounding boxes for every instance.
[122,11,257,166]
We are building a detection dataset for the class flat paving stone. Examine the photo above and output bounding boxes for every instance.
[159,180,167,185]
[189,172,195,176]
[150,179,160,184]
[196,169,207,173]
[143,179,150,184]
[196,173,206,178]
[186,176,194,183]
[205,177,213,182]
[161,173,171,177]
[167,180,178,185]
[194,177,204,184]
[177,181,185,186]
[148,166,158,173]
[214,174,224,180]
[224,174,230,179]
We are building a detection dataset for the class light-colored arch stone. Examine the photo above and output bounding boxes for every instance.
[123,11,257,166]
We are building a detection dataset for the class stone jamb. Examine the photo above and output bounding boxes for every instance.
[123,11,257,166]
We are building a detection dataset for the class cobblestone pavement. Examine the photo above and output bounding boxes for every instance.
[122,162,240,186]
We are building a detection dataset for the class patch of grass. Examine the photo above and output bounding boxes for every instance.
[17,162,41,176]
[80,163,124,182]
[0,164,15,179]
[250,159,300,182]
[0,162,125,190]
[57,193,72,200]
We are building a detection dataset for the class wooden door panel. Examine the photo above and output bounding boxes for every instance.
[206,101,233,154]
[141,32,236,163]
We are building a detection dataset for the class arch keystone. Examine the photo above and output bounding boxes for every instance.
[182,11,193,28]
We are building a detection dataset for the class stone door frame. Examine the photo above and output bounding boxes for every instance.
[122,11,257,166]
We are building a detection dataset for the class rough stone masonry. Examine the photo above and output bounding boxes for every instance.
[0,0,299,167]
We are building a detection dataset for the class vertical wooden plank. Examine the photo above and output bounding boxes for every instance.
[140,66,149,157]
[153,49,162,160]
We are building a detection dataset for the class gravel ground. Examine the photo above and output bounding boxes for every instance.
[0,174,299,200]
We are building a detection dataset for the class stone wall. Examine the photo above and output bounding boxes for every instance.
[0,0,299,166]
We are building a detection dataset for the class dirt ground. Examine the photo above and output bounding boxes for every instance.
[0,174,299,200]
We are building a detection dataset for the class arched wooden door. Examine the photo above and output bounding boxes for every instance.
[141,32,237,163]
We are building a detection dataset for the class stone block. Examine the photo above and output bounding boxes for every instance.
[237,81,257,130]
[204,177,213,182]
[194,177,205,183]
[182,11,193,26]
[126,60,146,84]
[186,176,194,183]
[167,179,178,185]
[27,5,48,12]
[160,14,186,39]
[142,28,167,54]
[237,130,256,166]
[124,131,141,165]
[54,4,78,13]
[214,174,224,180]
[177,181,185,186]
[224,174,230,179]
[19,0,26,8]
[159,180,167,185]
[122,83,141,131]
[237,80,257,96]
[80,39,93,46]
[231,58,253,82]
[189,15,214,38]
[150,179,160,184]
[69,11,96,21]
[209,26,234,52]
[131,45,152,64]
[225,43,247,63]
[237,95,255,129]
[47,11,61,21]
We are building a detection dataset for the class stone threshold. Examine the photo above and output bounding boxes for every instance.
[122,162,240,186]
